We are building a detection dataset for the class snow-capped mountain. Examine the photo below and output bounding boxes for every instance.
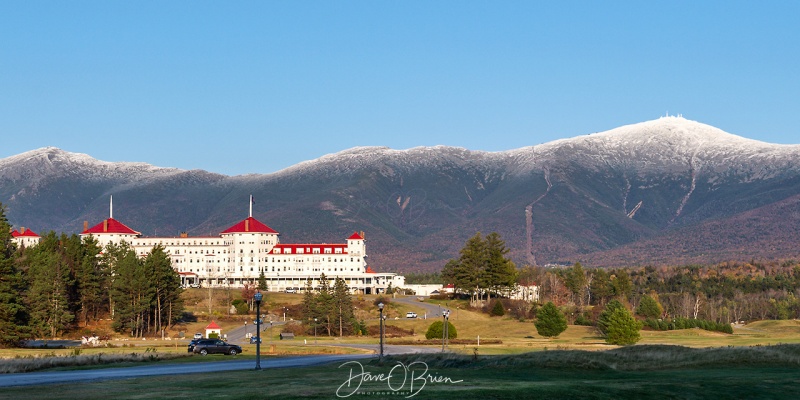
[3,117,800,271]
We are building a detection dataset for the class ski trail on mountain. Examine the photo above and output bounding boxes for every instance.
[525,167,552,266]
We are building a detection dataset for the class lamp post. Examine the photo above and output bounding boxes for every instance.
[378,302,384,360]
[314,318,318,345]
[284,307,287,322]
[442,309,450,352]
[254,291,263,370]
[269,321,273,352]
[244,321,248,338]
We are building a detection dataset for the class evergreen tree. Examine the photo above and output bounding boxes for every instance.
[0,204,29,346]
[564,262,587,306]
[76,236,108,326]
[603,306,642,345]
[316,273,334,335]
[333,277,355,336]
[590,268,614,306]
[490,300,505,316]
[110,244,153,337]
[534,302,567,338]
[483,232,518,300]
[145,245,182,334]
[597,299,626,336]
[443,232,517,302]
[612,269,633,301]
[25,233,75,338]
[258,271,267,291]
[636,294,663,319]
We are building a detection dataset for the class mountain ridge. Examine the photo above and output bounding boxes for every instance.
[3,117,800,272]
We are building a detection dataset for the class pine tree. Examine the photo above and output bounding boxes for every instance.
[603,307,642,345]
[332,277,355,336]
[589,268,613,306]
[110,244,153,337]
[0,204,29,346]
[598,299,641,344]
[636,294,663,319]
[76,236,108,326]
[484,232,517,300]
[258,271,267,291]
[564,262,586,306]
[490,300,505,316]
[534,302,567,338]
[316,273,334,335]
[146,245,182,334]
[25,233,75,338]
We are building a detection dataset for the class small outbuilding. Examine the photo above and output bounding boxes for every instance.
[205,321,222,338]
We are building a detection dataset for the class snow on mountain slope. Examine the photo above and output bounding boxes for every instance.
[508,117,800,179]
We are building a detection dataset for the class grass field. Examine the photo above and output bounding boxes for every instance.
[3,345,800,399]
[5,293,800,398]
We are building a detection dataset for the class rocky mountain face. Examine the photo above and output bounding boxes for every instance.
[3,117,800,272]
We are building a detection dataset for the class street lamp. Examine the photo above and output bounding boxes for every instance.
[378,302,384,360]
[442,309,450,352]
[284,307,287,322]
[254,291,263,370]
[244,320,248,338]
[314,317,318,345]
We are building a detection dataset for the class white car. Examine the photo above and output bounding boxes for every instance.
[193,333,203,339]
[406,312,418,318]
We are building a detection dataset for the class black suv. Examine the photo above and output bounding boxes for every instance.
[190,339,243,356]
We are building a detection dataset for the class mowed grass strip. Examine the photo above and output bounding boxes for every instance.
[3,345,800,399]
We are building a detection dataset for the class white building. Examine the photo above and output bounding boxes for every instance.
[11,227,40,248]
[78,198,404,294]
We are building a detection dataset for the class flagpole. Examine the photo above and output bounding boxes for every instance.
[249,195,253,218]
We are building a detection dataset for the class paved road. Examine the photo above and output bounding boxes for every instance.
[392,295,455,320]
[0,353,372,388]
[0,344,433,388]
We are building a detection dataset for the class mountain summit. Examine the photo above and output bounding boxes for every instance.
[3,118,800,271]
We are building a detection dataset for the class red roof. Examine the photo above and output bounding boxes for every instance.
[220,217,278,234]
[348,232,364,240]
[205,321,221,330]
[11,228,39,237]
[272,243,347,254]
[82,218,140,235]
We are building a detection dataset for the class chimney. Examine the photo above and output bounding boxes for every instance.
[245,219,250,232]
[20,227,25,234]
[83,221,88,231]
[180,232,188,238]
[360,231,365,240]
[103,220,108,232]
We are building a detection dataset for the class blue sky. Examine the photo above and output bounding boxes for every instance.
[2,1,798,176]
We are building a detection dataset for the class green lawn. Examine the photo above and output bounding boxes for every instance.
[4,345,800,399]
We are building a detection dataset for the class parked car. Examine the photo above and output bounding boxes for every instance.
[249,336,262,344]
[193,333,203,339]
[187,338,202,353]
[406,312,418,318]
[285,288,297,293]
[192,339,243,356]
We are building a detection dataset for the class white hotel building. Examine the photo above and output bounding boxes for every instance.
[77,199,404,294]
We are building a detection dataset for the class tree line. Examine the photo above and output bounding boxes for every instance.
[0,205,183,346]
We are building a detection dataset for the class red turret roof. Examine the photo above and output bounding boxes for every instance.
[11,228,39,237]
[220,217,278,234]
[205,321,221,330]
[82,218,140,235]
[348,232,364,240]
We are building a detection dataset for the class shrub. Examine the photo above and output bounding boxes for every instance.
[490,300,505,317]
[425,320,457,340]
[534,302,567,338]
